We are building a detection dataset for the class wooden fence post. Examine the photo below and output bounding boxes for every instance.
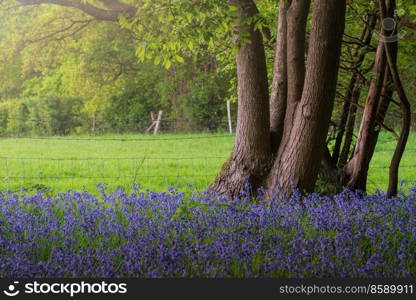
[153,110,163,135]
[146,110,164,134]
[226,100,233,134]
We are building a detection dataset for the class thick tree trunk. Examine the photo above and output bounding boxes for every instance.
[267,0,347,193]
[210,0,271,196]
[279,0,310,146]
[319,145,347,193]
[345,40,387,191]
[270,0,288,153]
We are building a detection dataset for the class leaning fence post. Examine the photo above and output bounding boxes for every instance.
[146,111,156,134]
[153,110,164,135]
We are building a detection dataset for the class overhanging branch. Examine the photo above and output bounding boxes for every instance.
[27,19,94,44]
[16,0,137,21]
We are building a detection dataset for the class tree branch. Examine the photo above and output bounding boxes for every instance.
[400,17,416,31]
[26,19,94,44]
[16,0,137,21]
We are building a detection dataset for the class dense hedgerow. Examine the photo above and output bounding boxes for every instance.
[0,184,415,278]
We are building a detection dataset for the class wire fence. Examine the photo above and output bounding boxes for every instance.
[0,155,229,192]
[0,116,236,137]
[0,135,234,142]
[0,116,415,193]
[0,126,236,192]
[0,155,414,192]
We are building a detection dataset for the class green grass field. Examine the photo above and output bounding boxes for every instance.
[0,132,414,194]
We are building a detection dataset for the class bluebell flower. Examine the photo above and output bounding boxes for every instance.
[0,184,415,277]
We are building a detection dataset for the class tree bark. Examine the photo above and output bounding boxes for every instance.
[339,82,361,167]
[345,40,387,191]
[333,75,358,164]
[332,14,377,165]
[270,0,288,153]
[379,0,412,197]
[210,0,271,197]
[279,0,310,147]
[363,62,397,173]
[267,0,347,193]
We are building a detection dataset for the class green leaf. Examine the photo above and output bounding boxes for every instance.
[154,56,161,65]
[208,38,215,48]
[175,55,185,63]
[187,41,194,51]
[164,59,172,69]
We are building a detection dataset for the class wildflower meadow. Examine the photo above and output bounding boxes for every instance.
[1,184,415,278]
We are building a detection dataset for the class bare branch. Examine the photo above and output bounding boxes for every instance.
[26,19,94,44]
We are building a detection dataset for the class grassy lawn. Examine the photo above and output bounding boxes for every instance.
[369,133,416,192]
[0,132,414,194]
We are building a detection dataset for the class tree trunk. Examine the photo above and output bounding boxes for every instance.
[339,81,362,166]
[267,0,347,193]
[210,0,271,196]
[332,14,377,165]
[278,0,310,148]
[270,0,288,153]
[333,76,358,164]
[345,41,387,190]
[363,61,397,174]
[379,0,412,197]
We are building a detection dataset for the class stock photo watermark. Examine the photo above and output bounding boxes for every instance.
[2,281,128,298]
[373,9,407,42]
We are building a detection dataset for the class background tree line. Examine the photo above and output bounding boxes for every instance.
[0,1,415,135]
[0,8,233,134]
